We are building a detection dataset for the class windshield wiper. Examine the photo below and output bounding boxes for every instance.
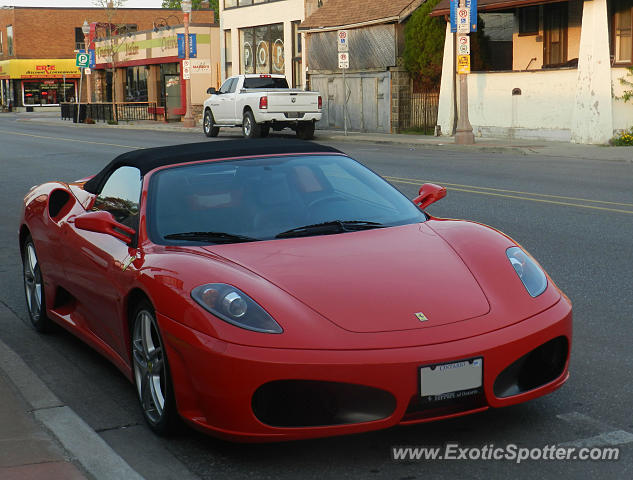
[276,220,385,239]
[164,231,258,244]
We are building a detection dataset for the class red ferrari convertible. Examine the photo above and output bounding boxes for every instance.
[19,140,571,441]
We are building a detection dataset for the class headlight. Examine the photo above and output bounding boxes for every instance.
[506,247,548,297]
[191,283,283,334]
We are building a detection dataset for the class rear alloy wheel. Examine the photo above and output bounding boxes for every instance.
[203,109,220,137]
[296,121,315,140]
[132,301,177,435]
[242,110,261,139]
[22,236,53,333]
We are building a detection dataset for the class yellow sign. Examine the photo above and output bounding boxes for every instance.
[457,55,471,74]
[0,59,80,79]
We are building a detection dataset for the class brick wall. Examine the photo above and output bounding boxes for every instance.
[0,7,215,60]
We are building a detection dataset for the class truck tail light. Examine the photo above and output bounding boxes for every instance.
[259,96,268,110]
[318,95,322,110]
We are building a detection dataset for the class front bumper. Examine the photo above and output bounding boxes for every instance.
[160,297,571,442]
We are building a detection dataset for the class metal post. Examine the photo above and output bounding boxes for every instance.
[77,67,84,123]
[182,1,195,128]
[454,0,474,144]
[343,67,347,136]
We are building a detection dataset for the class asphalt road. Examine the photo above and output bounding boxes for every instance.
[1,114,632,480]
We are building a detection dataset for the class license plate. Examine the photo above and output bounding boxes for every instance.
[420,358,482,401]
[285,112,302,118]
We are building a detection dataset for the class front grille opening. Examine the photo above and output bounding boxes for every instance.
[252,380,396,428]
[494,336,568,398]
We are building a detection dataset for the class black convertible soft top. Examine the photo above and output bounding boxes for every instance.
[83,139,343,194]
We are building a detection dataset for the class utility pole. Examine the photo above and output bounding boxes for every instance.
[454,0,475,144]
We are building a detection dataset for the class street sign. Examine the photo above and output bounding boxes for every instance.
[84,68,91,75]
[457,55,471,74]
[457,7,470,33]
[450,0,477,33]
[337,30,349,52]
[75,52,89,68]
[457,34,470,55]
[177,34,197,59]
[182,59,191,79]
[338,52,349,69]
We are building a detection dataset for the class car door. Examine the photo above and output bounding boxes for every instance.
[64,166,143,361]
[213,77,236,122]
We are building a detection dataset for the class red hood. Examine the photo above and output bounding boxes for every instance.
[203,223,490,333]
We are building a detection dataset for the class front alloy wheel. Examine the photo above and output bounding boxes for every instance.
[203,109,219,137]
[22,236,52,332]
[132,302,176,434]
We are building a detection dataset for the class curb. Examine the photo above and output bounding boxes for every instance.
[0,333,144,480]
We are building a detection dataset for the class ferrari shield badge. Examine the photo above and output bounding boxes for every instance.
[415,312,429,322]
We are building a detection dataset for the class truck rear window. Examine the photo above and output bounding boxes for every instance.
[243,77,289,89]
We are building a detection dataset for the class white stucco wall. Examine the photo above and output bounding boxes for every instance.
[220,0,306,86]
[611,67,633,132]
[465,69,578,140]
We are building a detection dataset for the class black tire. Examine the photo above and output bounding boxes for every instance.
[131,300,178,435]
[242,110,261,139]
[22,235,54,333]
[296,121,315,140]
[260,125,270,138]
[203,109,220,137]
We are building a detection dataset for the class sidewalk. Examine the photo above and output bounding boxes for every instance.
[8,111,633,162]
[0,305,144,480]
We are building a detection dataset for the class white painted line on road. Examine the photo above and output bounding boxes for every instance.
[557,411,633,448]
[0,129,141,150]
[559,430,633,449]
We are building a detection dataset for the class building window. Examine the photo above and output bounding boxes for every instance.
[292,21,302,88]
[614,0,632,63]
[240,23,284,75]
[75,27,86,51]
[125,66,149,102]
[543,3,567,66]
[7,25,13,56]
[23,80,76,105]
[225,0,283,8]
[224,30,233,77]
[519,6,539,35]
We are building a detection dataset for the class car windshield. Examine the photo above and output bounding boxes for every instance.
[147,154,426,245]
[243,77,289,89]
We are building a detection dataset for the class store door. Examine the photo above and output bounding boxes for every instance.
[164,74,181,120]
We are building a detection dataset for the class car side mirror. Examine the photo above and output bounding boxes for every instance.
[412,183,446,210]
[74,210,136,244]
[207,87,217,94]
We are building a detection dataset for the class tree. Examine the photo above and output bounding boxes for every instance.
[162,0,220,17]
[93,0,129,123]
[402,0,445,91]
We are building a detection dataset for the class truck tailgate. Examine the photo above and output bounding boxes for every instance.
[266,91,319,113]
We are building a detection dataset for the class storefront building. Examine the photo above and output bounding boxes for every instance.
[220,0,306,88]
[93,22,220,121]
[0,59,79,110]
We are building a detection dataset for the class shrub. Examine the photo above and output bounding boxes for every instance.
[609,127,633,146]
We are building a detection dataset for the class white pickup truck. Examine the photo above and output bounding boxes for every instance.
[202,74,322,140]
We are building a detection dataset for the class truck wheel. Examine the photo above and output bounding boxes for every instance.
[203,109,220,137]
[296,121,315,140]
[260,125,270,138]
[242,110,261,139]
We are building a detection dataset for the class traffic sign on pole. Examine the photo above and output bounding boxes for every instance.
[338,52,349,69]
[457,7,470,33]
[182,59,191,79]
[457,35,470,55]
[76,52,89,68]
[337,30,349,52]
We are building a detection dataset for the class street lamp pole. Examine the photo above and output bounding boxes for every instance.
[182,0,195,127]
[82,20,92,104]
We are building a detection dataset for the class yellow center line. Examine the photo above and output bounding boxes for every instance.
[0,129,142,150]
[386,177,633,215]
[385,176,633,208]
